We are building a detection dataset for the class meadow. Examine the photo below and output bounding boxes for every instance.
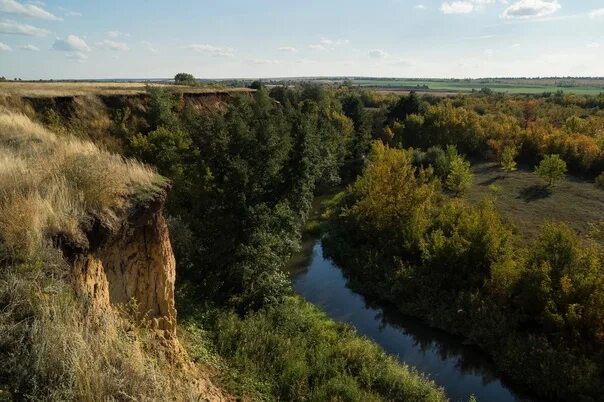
[466,162,604,239]
[339,77,604,95]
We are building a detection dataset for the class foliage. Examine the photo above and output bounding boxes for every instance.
[535,154,567,187]
[323,141,604,401]
[445,155,473,195]
[174,72,196,85]
[211,297,446,402]
[500,146,518,174]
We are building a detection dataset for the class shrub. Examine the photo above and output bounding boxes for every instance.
[445,156,473,195]
[535,154,567,187]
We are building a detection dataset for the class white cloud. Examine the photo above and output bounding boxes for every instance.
[587,42,600,49]
[97,39,129,51]
[0,20,48,36]
[278,46,297,52]
[249,58,282,64]
[483,48,494,55]
[309,38,348,52]
[64,10,81,17]
[589,8,604,19]
[107,30,130,38]
[18,44,39,51]
[309,44,327,51]
[368,49,389,59]
[440,0,497,14]
[0,41,12,51]
[440,1,474,14]
[320,38,348,46]
[52,35,90,52]
[512,43,521,47]
[415,4,426,9]
[0,0,60,20]
[502,0,560,19]
[183,44,234,57]
[141,40,157,53]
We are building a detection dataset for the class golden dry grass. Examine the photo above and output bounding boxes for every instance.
[0,108,212,401]
[0,81,254,97]
[0,108,164,260]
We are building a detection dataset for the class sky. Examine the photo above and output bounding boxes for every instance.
[0,0,603,79]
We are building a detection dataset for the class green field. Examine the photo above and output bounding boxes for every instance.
[466,162,604,239]
[344,78,604,95]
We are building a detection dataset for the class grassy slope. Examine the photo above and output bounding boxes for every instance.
[0,81,254,97]
[465,162,604,239]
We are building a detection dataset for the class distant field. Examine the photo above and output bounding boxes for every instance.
[465,163,604,239]
[342,78,604,95]
[0,82,253,97]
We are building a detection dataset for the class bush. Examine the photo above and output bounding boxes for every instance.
[535,154,567,187]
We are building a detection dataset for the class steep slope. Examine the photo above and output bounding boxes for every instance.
[0,109,229,401]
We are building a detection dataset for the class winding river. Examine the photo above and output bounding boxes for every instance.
[291,240,535,402]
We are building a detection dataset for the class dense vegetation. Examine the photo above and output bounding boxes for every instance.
[316,88,604,401]
[100,85,445,400]
[2,81,603,400]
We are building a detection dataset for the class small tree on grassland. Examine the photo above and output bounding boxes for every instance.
[174,73,196,85]
[535,154,567,187]
[500,146,518,175]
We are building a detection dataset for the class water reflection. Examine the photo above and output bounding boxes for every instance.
[292,241,537,402]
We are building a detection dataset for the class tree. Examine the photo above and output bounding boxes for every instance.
[500,146,518,175]
[174,72,196,85]
[445,156,473,195]
[535,154,567,187]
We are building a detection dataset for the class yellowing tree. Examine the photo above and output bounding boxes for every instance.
[446,156,473,195]
[348,141,437,249]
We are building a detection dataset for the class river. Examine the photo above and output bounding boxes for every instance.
[291,240,535,402]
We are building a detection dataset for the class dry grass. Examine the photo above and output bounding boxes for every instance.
[0,109,208,400]
[466,162,604,239]
[0,108,165,261]
[0,82,253,97]
[0,250,203,401]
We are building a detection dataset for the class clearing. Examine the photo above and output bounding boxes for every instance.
[465,162,604,239]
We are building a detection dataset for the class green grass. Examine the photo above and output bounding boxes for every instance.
[347,78,604,95]
[465,162,604,239]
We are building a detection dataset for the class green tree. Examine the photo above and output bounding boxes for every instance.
[501,146,518,175]
[445,156,473,195]
[535,154,567,187]
[174,72,196,85]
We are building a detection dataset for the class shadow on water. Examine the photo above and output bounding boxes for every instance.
[290,240,539,402]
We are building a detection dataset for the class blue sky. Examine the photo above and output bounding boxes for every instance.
[0,0,603,79]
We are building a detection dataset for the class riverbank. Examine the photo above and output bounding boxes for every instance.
[318,143,604,401]
[292,240,534,402]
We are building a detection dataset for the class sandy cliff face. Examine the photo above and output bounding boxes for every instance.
[69,193,177,333]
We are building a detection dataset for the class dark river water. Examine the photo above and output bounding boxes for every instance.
[291,240,535,402]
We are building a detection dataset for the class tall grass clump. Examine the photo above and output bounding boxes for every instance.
[0,109,165,260]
